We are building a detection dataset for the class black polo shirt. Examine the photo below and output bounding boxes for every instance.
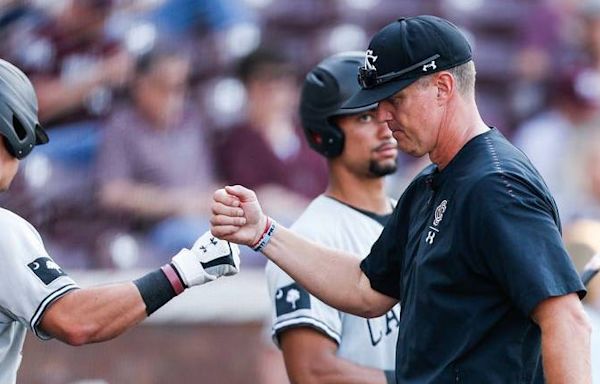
[361,128,586,383]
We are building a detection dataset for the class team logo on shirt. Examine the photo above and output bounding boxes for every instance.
[28,257,67,285]
[426,200,448,245]
[275,282,311,316]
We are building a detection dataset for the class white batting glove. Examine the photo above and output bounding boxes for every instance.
[171,231,241,288]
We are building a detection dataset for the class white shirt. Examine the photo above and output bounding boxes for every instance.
[266,196,399,370]
[0,208,78,383]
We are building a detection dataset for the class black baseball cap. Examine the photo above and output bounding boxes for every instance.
[343,15,472,109]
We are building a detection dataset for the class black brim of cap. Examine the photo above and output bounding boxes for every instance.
[330,102,378,117]
[35,124,49,145]
[342,77,420,109]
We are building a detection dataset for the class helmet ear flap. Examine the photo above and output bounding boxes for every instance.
[306,123,344,158]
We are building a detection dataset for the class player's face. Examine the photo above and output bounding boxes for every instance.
[336,110,398,178]
[375,77,444,158]
[0,140,19,191]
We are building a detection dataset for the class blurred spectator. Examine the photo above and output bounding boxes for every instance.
[149,0,252,37]
[511,0,583,120]
[569,130,600,220]
[513,68,600,220]
[96,48,217,264]
[147,0,259,75]
[214,47,328,223]
[6,0,133,127]
[580,0,600,70]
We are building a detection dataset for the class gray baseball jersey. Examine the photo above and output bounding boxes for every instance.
[0,208,78,383]
[266,196,400,370]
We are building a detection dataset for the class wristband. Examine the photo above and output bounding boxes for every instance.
[384,370,396,384]
[133,268,178,316]
[252,217,276,252]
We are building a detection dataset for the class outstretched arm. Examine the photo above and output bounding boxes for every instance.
[40,231,240,345]
[40,283,146,345]
[211,185,397,318]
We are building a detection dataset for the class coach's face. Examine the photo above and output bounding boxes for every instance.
[375,73,449,158]
[0,140,19,191]
[335,110,398,178]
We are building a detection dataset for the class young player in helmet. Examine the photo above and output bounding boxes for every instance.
[0,58,240,384]
[265,52,400,383]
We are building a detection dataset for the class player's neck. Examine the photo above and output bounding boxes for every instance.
[326,170,391,215]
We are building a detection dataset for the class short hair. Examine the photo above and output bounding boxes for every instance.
[447,60,476,97]
[236,47,295,84]
[415,60,476,97]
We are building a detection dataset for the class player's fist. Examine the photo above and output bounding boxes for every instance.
[211,185,267,246]
[171,231,241,287]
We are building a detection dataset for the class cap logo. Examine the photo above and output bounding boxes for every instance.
[422,60,437,72]
[365,50,378,71]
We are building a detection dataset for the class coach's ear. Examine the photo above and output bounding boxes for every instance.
[434,72,454,105]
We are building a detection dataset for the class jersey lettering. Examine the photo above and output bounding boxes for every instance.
[366,307,401,346]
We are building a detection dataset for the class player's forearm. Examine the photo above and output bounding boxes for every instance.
[40,283,147,345]
[263,225,393,318]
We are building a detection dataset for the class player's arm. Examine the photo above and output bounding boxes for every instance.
[211,185,397,318]
[40,232,240,346]
[280,328,393,384]
[39,282,146,345]
[531,293,592,383]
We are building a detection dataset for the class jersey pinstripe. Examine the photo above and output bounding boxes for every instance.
[0,208,78,383]
[266,195,400,370]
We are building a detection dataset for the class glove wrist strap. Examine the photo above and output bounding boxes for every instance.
[161,263,186,293]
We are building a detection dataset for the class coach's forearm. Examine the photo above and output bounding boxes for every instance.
[263,225,396,318]
[535,294,592,383]
[40,283,147,345]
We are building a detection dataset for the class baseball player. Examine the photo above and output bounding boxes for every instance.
[0,58,240,384]
[211,15,591,383]
[266,52,400,383]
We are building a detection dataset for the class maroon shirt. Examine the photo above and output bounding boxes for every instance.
[10,19,121,126]
[215,123,327,199]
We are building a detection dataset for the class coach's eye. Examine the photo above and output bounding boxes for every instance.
[358,113,374,123]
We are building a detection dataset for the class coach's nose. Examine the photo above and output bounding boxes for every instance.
[375,101,394,124]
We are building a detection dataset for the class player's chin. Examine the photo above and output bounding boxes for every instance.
[368,159,397,177]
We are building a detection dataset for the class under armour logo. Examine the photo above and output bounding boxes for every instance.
[365,49,378,70]
[425,231,436,244]
[422,60,437,72]
[425,199,448,245]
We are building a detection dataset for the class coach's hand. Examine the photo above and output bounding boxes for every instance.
[211,185,267,247]
[171,231,241,287]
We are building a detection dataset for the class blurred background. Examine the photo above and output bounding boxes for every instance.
[1,0,599,382]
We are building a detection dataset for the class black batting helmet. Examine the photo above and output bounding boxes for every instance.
[300,52,377,158]
[0,59,48,159]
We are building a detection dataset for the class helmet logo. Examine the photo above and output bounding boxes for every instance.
[365,50,378,71]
